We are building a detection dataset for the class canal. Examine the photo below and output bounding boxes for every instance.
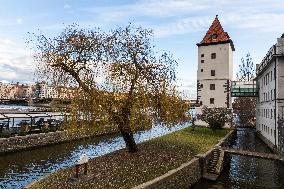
[0,123,189,189]
[192,128,284,189]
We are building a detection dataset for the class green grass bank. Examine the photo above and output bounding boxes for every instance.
[28,127,230,189]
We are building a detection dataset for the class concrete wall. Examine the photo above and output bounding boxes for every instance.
[0,127,118,154]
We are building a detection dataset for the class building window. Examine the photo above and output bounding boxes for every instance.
[200,101,203,105]
[211,53,216,59]
[201,60,204,63]
[212,34,218,39]
[211,70,215,76]
[271,109,273,119]
[201,69,203,72]
[210,84,215,90]
[201,54,204,57]
[200,84,203,88]
[210,98,214,104]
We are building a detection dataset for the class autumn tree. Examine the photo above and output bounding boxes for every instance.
[30,24,189,153]
[233,53,256,127]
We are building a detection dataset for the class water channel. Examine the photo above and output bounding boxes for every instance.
[0,122,189,189]
[192,128,284,189]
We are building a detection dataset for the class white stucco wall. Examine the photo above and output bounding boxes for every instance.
[197,43,233,108]
[256,37,284,148]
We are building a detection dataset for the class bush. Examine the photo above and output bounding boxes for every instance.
[0,132,11,138]
[19,131,28,136]
[198,106,232,129]
[41,127,50,133]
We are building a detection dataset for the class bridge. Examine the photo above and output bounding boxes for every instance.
[231,81,259,97]
[221,147,284,162]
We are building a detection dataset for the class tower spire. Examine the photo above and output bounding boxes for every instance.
[197,15,235,51]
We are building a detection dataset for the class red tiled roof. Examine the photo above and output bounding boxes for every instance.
[197,15,235,51]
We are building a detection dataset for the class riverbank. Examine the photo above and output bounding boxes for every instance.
[27,127,230,189]
[0,125,119,155]
[192,127,284,189]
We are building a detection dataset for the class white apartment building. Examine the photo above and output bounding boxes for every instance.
[196,16,234,125]
[21,85,35,98]
[37,83,59,99]
[255,34,284,152]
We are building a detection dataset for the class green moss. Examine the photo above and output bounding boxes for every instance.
[29,127,230,189]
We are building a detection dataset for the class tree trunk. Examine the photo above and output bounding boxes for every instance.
[121,130,138,153]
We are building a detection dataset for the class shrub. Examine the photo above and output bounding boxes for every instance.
[41,127,50,133]
[198,106,232,129]
[0,132,11,138]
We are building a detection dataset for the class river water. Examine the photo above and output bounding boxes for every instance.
[0,122,189,189]
[192,128,284,189]
[0,104,38,112]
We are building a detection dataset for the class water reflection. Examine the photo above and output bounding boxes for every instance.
[0,123,188,189]
[192,128,284,189]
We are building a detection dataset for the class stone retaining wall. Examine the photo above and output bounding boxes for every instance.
[0,127,119,155]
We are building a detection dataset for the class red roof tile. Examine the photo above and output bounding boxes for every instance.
[197,15,235,51]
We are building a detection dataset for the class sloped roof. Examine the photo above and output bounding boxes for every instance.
[197,15,235,51]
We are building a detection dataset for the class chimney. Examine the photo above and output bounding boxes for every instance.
[277,34,284,54]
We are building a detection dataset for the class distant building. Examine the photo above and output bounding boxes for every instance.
[255,34,284,152]
[1,81,75,100]
[20,84,35,99]
[196,15,234,126]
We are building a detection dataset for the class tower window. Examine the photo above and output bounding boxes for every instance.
[210,84,215,90]
[211,70,215,76]
[210,98,214,104]
[200,84,203,88]
[200,101,203,105]
[211,53,216,59]
[201,54,204,57]
[201,60,204,63]
[201,69,203,72]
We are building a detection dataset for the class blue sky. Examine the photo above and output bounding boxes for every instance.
[0,0,284,99]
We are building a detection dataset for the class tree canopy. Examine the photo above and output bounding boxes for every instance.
[30,24,189,152]
[233,52,256,127]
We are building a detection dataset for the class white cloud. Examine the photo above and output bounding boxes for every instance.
[0,38,35,82]
[80,0,284,38]
[154,16,212,37]
[82,0,208,22]
[64,4,71,9]
[16,17,23,24]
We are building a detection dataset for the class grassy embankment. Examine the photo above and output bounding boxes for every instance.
[29,127,230,189]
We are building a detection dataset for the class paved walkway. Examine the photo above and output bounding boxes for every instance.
[221,147,284,162]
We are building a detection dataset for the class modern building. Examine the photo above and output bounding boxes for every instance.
[196,15,234,125]
[255,34,284,152]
